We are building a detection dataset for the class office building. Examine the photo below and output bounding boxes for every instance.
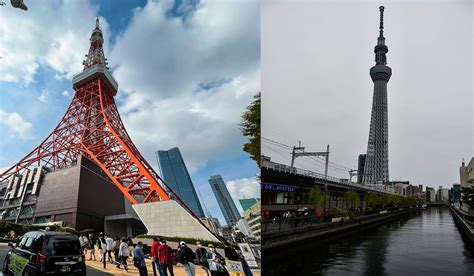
[208,175,241,226]
[156,147,205,218]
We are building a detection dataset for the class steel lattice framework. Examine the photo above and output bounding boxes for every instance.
[362,6,392,184]
[0,18,192,210]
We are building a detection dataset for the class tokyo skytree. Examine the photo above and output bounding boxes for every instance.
[362,6,392,184]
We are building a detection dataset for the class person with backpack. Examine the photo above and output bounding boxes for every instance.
[223,242,239,261]
[133,241,148,276]
[195,242,210,276]
[158,240,175,276]
[118,238,129,271]
[177,241,196,276]
[88,233,96,261]
[206,244,228,276]
[151,237,164,276]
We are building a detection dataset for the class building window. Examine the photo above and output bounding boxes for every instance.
[275,192,288,204]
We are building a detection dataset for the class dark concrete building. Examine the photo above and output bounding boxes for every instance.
[0,155,129,232]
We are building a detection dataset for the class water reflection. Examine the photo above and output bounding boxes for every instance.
[263,207,474,276]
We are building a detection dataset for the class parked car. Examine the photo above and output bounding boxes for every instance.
[2,231,86,275]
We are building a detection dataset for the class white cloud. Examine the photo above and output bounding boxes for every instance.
[110,0,260,172]
[38,89,49,103]
[226,177,260,213]
[0,109,33,139]
[61,90,70,97]
[0,1,110,85]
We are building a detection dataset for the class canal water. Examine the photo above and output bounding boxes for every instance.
[264,206,474,275]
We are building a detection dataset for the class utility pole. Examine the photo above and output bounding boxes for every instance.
[290,141,305,168]
[349,169,357,183]
[325,144,329,177]
[290,141,330,178]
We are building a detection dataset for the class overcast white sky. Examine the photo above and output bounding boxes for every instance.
[262,0,473,189]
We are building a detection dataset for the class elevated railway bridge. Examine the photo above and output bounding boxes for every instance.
[261,160,394,218]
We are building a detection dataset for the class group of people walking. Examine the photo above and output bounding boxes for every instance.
[79,232,134,271]
[79,233,253,276]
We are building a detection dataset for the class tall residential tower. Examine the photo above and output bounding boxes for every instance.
[362,6,392,184]
[208,175,241,226]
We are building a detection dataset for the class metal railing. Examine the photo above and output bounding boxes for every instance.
[262,160,394,194]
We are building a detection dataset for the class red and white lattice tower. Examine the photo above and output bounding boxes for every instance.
[0,18,194,213]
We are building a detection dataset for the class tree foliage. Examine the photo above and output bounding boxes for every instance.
[305,187,328,211]
[344,190,359,210]
[365,192,419,210]
[240,92,260,166]
[461,187,474,208]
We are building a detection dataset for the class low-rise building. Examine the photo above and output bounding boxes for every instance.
[460,158,474,189]
[426,187,436,203]
[243,200,261,240]
[436,186,449,202]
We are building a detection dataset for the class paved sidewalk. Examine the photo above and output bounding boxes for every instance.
[86,257,209,275]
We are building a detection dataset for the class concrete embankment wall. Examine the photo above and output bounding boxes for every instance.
[449,205,474,244]
[262,207,420,250]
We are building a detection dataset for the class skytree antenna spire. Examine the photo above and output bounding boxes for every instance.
[362,6,392,185]
[379,6,384,37]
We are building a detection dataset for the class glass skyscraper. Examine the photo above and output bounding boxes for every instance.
[208,175,241,226]
[156,147,205,218]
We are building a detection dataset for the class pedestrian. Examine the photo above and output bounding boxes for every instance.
[98,233,106,263]
[88,233,96,261]
[177,241,196,276]
[105,234,114,263]
[133,241,148,276]
[206,244,227,276]
[79,234,89,255]
[223,242,239,261]
[127,237,134,258]
[158,240,175,276]
[112,236,120,265]
[118,238,129,271]
[195,242,210,276]
[238,252,253,276]
[151,237,164,276]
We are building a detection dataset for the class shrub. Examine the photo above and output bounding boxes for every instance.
[331,207,343,218]
[345,211,355,220]
[59,227,79,235]
[135,234,226,248]
[0,220,79,237]
[79,229,95,235]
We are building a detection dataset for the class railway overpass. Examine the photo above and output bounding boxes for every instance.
[261,160,395,216]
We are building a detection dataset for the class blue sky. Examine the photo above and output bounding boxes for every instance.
[0,0,260,226]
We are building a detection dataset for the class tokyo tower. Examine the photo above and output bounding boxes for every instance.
[362,6,392,184]
[0,18,194,214]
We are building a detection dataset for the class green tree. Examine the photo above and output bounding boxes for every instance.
[344,190,359,210]
[365,192,379,209]
[461,187,474,208]
[306,187,328,211]
[240,92,260,165]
